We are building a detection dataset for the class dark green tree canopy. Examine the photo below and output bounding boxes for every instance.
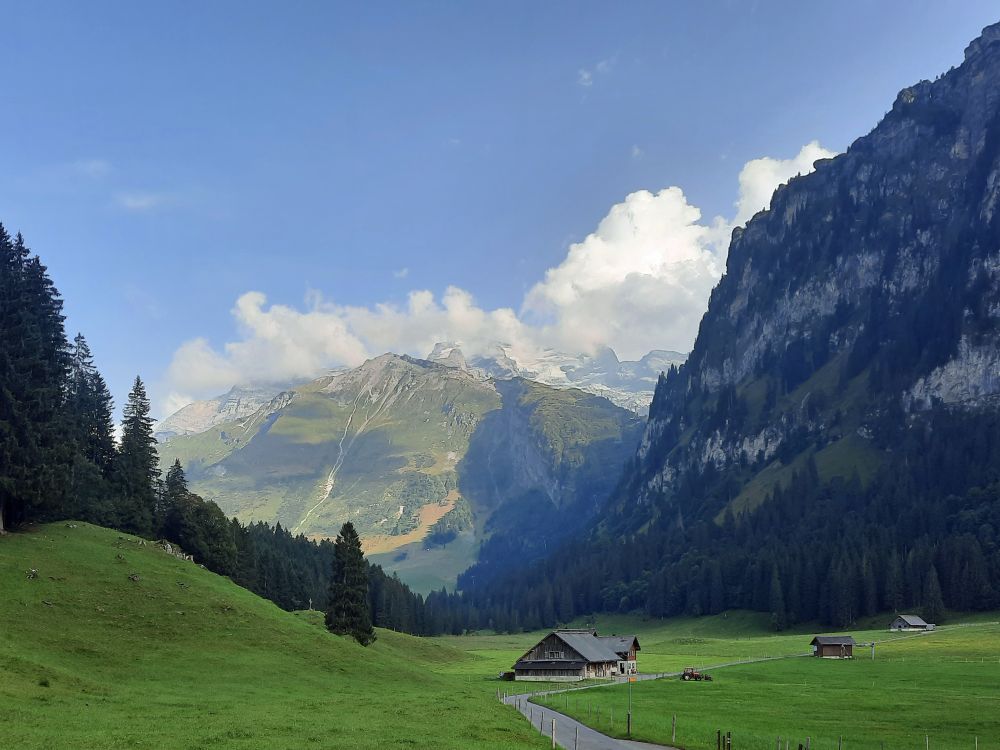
[325,522,376,646]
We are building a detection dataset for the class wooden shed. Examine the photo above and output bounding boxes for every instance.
[889,614,935,631]
[810,635,855,658]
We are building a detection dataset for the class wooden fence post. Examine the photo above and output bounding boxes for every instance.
[806,737,810,750]
[777,736,781,750]
[839,737,843,750]
[672,715,677,744]
[575,726,579,750]
[728,731,732,750]
[551,718,556,749]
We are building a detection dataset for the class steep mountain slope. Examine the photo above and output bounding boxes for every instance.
[159,354,643,590]
[628,22,1000,524]
[0,523,542,749]
[466,22,1000,631]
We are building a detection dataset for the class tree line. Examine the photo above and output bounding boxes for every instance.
[0,224,430,641]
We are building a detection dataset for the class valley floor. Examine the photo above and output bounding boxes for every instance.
[5,523,999,750]
[516,618,1000,750]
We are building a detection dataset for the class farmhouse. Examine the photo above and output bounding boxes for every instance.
[810,635,855,658]
[512,629,640,681]
[889,614,935,631]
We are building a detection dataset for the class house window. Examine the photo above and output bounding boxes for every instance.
[545,650,564,659]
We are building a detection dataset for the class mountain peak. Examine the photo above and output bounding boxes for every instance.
[427,342,469,370]
[965,21,1000,64]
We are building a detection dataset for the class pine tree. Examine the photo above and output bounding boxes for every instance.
[325,522,376,646]
[769,564,787,631]
[64,333,116,522]
[115,376,159,535]
[922,565,946,624]
[0,227,70,531]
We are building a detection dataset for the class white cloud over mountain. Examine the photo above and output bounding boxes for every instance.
[159,141,835,415]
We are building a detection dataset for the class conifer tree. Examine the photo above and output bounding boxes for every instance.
[325,522,376,646]
[769,564,787,631]
[65,333,116,521]
[0,226,69,531]
[922,565,946,624]
[115,376,159,535]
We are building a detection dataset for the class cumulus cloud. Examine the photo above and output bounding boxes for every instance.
[732,140,834,226]
[522,187,722,359]
[159,142,834,415]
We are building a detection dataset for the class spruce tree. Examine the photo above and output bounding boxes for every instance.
[769,564,787,631]
[325,522,376,646]
[0,226,70,531]
[922,565,946,624]
[115,376,159,535]
[65,333,116,522]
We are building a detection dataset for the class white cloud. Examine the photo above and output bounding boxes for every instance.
[73,158,112,179]
[732,140,834,226]
[159,142,834,414]
[393,267,410,279]
[115,190,172,212]
[577,58,614,88]
[631,145,644,159]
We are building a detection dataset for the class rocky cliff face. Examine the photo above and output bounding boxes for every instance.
[154,383,293,440]
[631,21,1000,517]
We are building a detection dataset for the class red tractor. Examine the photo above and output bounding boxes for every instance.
[681,667,712,682]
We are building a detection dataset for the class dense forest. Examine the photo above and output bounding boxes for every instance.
[451,406,1000,632]
[5,220,1000,639]
[0,224,431,634]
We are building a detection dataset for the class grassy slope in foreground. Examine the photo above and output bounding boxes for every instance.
[0,522,545,750]
[533,621,1000,750]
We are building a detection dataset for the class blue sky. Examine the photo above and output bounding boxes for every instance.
[1,1,997,418]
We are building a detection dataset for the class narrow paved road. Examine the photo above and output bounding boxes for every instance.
[501,654,810,750]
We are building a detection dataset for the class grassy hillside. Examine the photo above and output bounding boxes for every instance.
[0,523,545,749]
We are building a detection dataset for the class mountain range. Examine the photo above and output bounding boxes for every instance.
[157,352,644,591]
[154,342,684,443]
[459,21,1000,631]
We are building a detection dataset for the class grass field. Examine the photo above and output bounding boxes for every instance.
[0,522,547,749]
[6,522,1000,749]
[533,622,1000,750]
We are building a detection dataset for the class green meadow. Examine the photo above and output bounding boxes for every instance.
[0,523,547,750]
[5,522,1000,750]
[533,623,1000,750]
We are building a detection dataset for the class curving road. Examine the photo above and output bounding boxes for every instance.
[501,655,810,750]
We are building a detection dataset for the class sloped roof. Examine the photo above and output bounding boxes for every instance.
[811,636,856,646]
[894,614,929,626]
[555,631,621,663]
[597,635,641,655]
